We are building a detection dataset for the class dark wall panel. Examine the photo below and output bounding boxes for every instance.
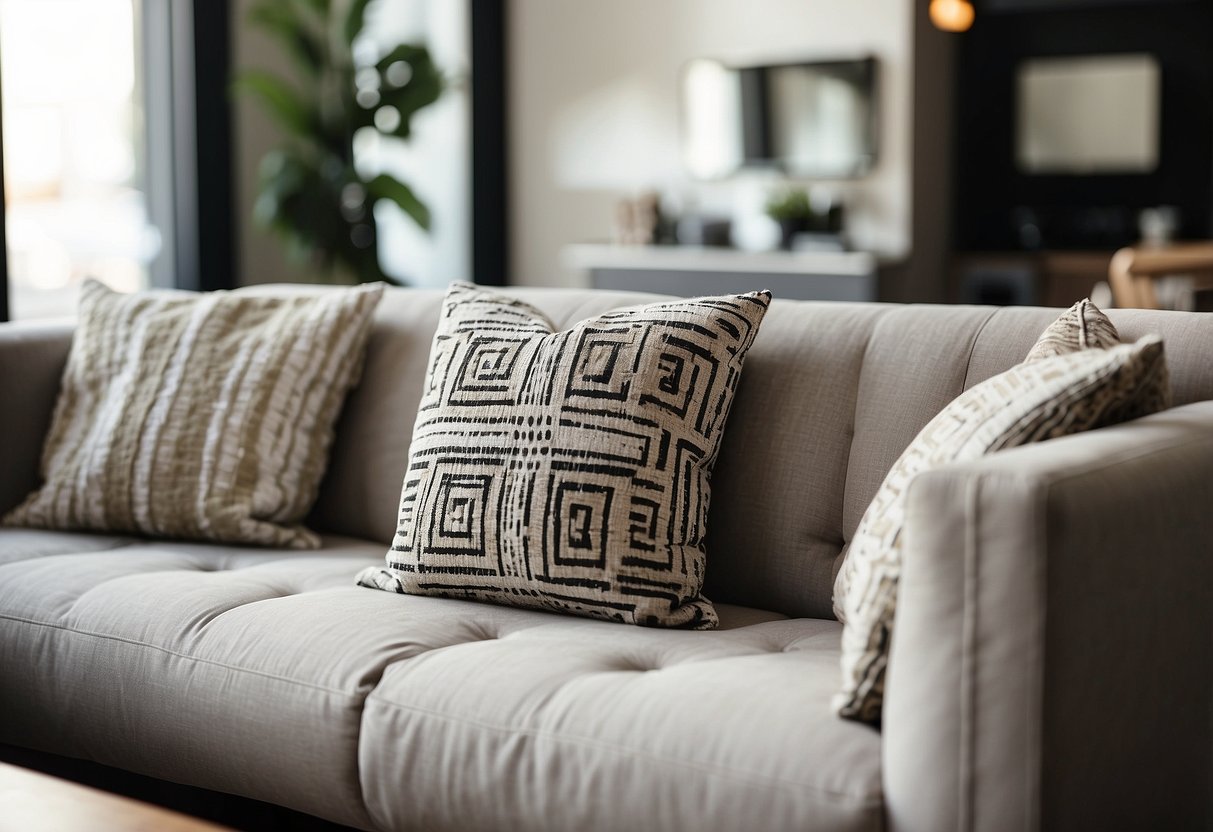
[955,1,1213,251]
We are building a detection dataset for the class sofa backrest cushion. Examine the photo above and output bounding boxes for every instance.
[312,290,1213,620]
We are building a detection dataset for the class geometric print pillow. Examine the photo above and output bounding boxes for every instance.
[832,331,1170,724]
[356,282,771,628]
[3,279,384,549]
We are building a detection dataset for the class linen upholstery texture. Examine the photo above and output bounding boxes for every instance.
[833,335,1171,723]
[0,531,389,829]
[4,280,384,548]
[0,527,886,832]
[2,291,1213,831]
[358,616,881,832]
[884,400,1213,831]
[357,283,771,628]
[833,297,1144,610]
[315,293,1213,622]
[0,319,74,517]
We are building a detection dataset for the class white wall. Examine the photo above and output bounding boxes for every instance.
[508,0,914,287]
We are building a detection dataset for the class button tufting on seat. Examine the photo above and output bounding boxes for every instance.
[608,656,659,673]
[461,627,498,643]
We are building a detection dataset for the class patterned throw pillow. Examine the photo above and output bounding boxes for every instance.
[357,282,770,628]
[831,297,1125,621]
[833,318,1170,724]
[4,279,384,548]
[1024,297,1120,361]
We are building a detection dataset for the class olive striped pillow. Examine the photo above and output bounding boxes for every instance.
[4,279,383,548]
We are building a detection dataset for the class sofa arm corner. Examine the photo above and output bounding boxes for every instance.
[0,320,73,515]
[883,400,1213,832]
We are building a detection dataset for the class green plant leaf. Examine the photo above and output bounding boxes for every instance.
[366,173,430,231]
[244,1,439,286]
[354,44,443,139]
[297,0,331,15]
[248,2,326,77]
[234,70,319,141]
[764,188,814,221]
[255,148,397,284]
[344,0,374,46]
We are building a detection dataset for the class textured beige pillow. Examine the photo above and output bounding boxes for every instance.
[4,279,384,548]
[831,297,1128,621]
[357,282,770,628]
[833,329,1170,724]
[1024,297,1120,361]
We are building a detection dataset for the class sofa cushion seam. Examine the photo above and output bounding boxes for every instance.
[840,306,892,547]
[0,613,352,696]
[1039,433,1213,486]
[952,430,1213,494]
[362,695,882,807]
[958,475,980,830]
[0,537,144,564]
[959,307,1001,392]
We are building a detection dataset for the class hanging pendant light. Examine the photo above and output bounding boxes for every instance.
[930,0,975,32]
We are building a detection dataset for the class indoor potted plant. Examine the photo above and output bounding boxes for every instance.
[765,187,815,250]
[237,0,443,283]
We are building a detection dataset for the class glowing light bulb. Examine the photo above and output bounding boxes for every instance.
[930,0,975,32]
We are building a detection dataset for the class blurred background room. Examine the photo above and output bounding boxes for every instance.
[1,0,1211,320]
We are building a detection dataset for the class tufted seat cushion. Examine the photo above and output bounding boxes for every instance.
[358,611,883,832]
[0,530,391,828]
[0,529,882,831]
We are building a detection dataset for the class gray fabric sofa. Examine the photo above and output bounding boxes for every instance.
[1,287,1211,831]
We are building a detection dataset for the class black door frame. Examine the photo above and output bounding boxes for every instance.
[192,0,234,293]
[470,0,509,286]
[0,52,9,323]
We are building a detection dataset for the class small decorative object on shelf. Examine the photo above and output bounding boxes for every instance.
[765,187,846,251]
[675,215,732,247]
[614,191,676,246]
[765,188,813,250]
[237,0,444,284]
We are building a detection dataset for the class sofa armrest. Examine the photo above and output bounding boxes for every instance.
[0,320,74,515]
[883,400,1213,832]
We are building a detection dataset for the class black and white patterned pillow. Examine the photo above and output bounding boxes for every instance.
[357,283,771,628]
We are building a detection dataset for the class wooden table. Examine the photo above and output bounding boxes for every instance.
[0,763,233,832]
[1108,243,1213,308]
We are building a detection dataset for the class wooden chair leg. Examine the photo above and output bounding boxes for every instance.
[1134,275,1160,309]
[1108,247,1139,308]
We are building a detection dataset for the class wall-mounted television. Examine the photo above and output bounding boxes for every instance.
[1016,53,1160,175]
[681,56,878,180]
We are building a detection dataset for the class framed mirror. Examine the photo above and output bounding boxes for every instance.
[681,56,878,180]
